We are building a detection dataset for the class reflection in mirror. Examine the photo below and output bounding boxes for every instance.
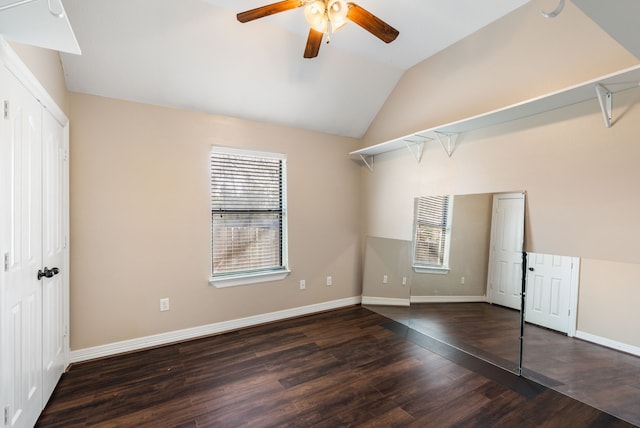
[522,255,640,426]
[362,192,525,374]
[362,236,411,308]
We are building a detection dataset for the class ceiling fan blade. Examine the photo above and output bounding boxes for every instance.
[237,0,305,23]
[346,3,399,43]
[304,28,323,58]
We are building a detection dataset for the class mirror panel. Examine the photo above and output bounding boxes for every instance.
[411,193,492,298]
[521,255,640,426]
[363,190,640,425]
[362,236,411,307]
[363,192,525,374]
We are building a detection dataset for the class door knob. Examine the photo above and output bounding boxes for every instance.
[37,267,60,280]
[528,267,534,271]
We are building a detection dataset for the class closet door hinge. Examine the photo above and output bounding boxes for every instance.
[4,406,9,425]
[3,253,8,271]
[3,100,8,119]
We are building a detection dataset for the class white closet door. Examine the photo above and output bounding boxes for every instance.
[41,108,67,401]
[1,66,44,428]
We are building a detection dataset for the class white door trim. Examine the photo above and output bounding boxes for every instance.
[0,37,67,126]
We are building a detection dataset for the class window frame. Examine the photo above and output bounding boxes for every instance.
[412,195,454,274]
[209,145,290,288]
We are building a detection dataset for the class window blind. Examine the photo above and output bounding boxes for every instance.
[414,195,451,268]
[210,149,285,276]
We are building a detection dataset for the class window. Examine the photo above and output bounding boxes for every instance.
[412,195,453,273]
[210,146,289,287]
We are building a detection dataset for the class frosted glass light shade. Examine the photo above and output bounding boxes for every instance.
[304,1,328,32]
[327,0,348,28]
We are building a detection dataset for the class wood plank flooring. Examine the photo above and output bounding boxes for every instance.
[523,319,640,425]
[37,306,636,427]
[367,303,640,427]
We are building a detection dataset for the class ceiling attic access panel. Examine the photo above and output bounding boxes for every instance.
[350,64,640,170]
[0,0,81,54]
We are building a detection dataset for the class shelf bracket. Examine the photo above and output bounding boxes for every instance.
[358,154,374,172]
[435,132,457,157]
[403,134,432,163]
[595,83,613,128]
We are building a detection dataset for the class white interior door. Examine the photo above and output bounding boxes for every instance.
[487,193,525,310]
[41,109,67,400]
[1,66,44,428]
[525,253,578,334]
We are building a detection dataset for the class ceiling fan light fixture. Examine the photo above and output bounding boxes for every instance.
[304,1,328,33]
[236,0,399,58]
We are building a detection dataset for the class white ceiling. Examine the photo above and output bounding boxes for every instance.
[59,0,530,138]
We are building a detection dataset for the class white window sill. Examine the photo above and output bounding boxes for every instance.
[413,266,450,275]
[209,269,290,288]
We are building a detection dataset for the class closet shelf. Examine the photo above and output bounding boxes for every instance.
[350,64,640,169]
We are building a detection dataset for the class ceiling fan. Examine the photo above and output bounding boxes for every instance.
[236,0,399,58]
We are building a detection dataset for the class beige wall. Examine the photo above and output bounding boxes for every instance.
[10,41,68,114]
[361,1,640,346]
[579,259,640,347]
[10,39,364,352]
[68,93,362,350]
[364,1,638,146]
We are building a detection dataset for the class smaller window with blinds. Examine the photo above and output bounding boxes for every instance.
[210,146,289,287]
[412,195,453,273]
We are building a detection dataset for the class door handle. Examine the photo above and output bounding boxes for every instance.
[528,267,534,271]
[37,267,60,280]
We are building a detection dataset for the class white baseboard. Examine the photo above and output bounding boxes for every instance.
[70,296,361,363]
[361,296,410,307]
[575,330,640,357]
[410,295,487,304]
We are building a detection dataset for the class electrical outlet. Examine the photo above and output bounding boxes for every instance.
[383,275,388,284]
[460,276,465,284]
[160,298,170,312]
[326,276,332,286]
[300,280,306,290]
[402,276,407,285]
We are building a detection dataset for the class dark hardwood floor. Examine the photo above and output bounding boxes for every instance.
[38,306,636,427]
[523,319,640,425]
[367,303,640,427]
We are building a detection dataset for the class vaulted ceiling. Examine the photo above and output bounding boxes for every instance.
[59,0,530,138]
